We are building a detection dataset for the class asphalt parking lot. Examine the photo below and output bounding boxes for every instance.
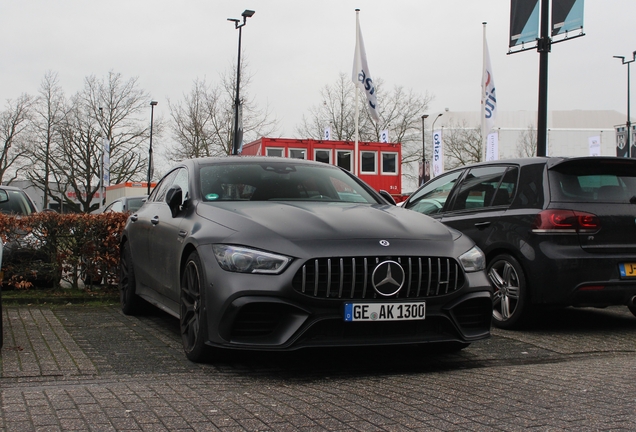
[1,304,635,431]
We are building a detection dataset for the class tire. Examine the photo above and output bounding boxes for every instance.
[628,305,636,318]
[180,251,213,363]
[120,242,141,315]
[488,253,529,329]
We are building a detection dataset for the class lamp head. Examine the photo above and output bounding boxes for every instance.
[150,101,158,106]
[242,9,255,18]
[422,114,429,119]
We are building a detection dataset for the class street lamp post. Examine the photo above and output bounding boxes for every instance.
[228,9,255,156]
[431,113,443,178]
[148,101,158,195]
[614,52,635,157]
[420,114,429,185]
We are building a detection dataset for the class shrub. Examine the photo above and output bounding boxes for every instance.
[0,212,129,290]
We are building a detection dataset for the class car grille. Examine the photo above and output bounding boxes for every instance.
[292,256,465,300]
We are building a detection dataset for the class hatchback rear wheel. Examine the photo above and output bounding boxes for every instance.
[488,254,528,329]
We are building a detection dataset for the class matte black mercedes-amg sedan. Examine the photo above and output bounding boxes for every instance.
[119,157,492,362]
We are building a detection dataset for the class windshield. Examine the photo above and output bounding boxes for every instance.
[549,160,636,203]
[199,162,378,203]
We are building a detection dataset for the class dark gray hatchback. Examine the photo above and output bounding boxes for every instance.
[402,156,636,328]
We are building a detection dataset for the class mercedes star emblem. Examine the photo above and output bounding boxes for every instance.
[371,260,405,296]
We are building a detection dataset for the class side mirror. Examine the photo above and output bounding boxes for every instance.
[166,185,183,217]
[378,190,396,206]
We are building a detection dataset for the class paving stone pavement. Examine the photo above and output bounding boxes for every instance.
[1,304,636,431]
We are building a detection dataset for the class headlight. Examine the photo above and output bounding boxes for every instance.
[212,245,292,274]
[458,246,485,272]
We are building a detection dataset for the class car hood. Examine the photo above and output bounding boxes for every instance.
[195,201,454,247]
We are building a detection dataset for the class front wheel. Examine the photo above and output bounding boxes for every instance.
[180,251,214,362]
[628,305,636,318]
[488,254,528,329]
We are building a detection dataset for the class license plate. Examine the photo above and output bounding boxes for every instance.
[619,263,636,277]
[344,302,425,322]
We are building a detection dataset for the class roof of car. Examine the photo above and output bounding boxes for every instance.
[0,185,29,191]
[189,156,339,168]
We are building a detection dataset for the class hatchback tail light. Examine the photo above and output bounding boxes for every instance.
[532,209,601,234]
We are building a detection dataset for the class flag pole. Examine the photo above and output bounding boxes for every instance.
[481,22,487,161]
[354,9,360,177]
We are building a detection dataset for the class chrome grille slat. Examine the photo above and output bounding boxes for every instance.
[326,259,332,298]
[293,256,465,300]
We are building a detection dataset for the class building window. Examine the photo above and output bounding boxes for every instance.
[266,147,284,157]
[314,149,331,164]
[336,150,352,171]
[360,151,377,174]
[382,152,398,175]
[289,148,306,159]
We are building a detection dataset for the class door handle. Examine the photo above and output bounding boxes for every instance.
[130,215,138,222]
[474,221,491,229]
[151,216,159,225]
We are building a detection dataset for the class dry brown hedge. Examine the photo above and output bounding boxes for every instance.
[0,212,129,290]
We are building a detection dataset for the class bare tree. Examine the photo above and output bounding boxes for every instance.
[516,124,537,158]
[295,73,432,183]
[443,119,483,169]
[168,65,278,160]
[26,71,67,209]
[168,78,228,159]
[48,93,102,213]
[0,94,34,184]
[42,72,152,213]
[84,71,152,186]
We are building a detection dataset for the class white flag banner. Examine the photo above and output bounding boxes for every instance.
[432,129,444,178]
[352,12,380,123]
[380,129,389,143]
[486,132,499,161]
[481,25,497,137]
[324,126,332,141]
[588,136,601,156]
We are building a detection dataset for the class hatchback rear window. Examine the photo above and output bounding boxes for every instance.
[549,161,636,203]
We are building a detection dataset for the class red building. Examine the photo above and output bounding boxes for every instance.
[242,138,402,199]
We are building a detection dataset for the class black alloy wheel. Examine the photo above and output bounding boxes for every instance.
[488,253,528,329]
[120,242,140,315]
[180,251,212,362]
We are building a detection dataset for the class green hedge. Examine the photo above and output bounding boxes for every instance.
[0,212,129,290]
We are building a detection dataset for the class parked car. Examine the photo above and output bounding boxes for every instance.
[402,156,636,329]
[120,157,493,362]
[93,195,147,214]
[0,185,38,215]
[0,186,57,287]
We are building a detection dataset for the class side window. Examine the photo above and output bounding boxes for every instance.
[449,166,508,211]
[150,170,179,203]
[336,151,352,171]
[172,168,189,204]
[404,170,464,215]
[381,152,398,175]
[107,200,123,213]
[266,147,284,157]
[493,167,518,206]
[360,151,377,174]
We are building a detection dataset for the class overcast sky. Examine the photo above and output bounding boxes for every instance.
[1,0,634,138]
